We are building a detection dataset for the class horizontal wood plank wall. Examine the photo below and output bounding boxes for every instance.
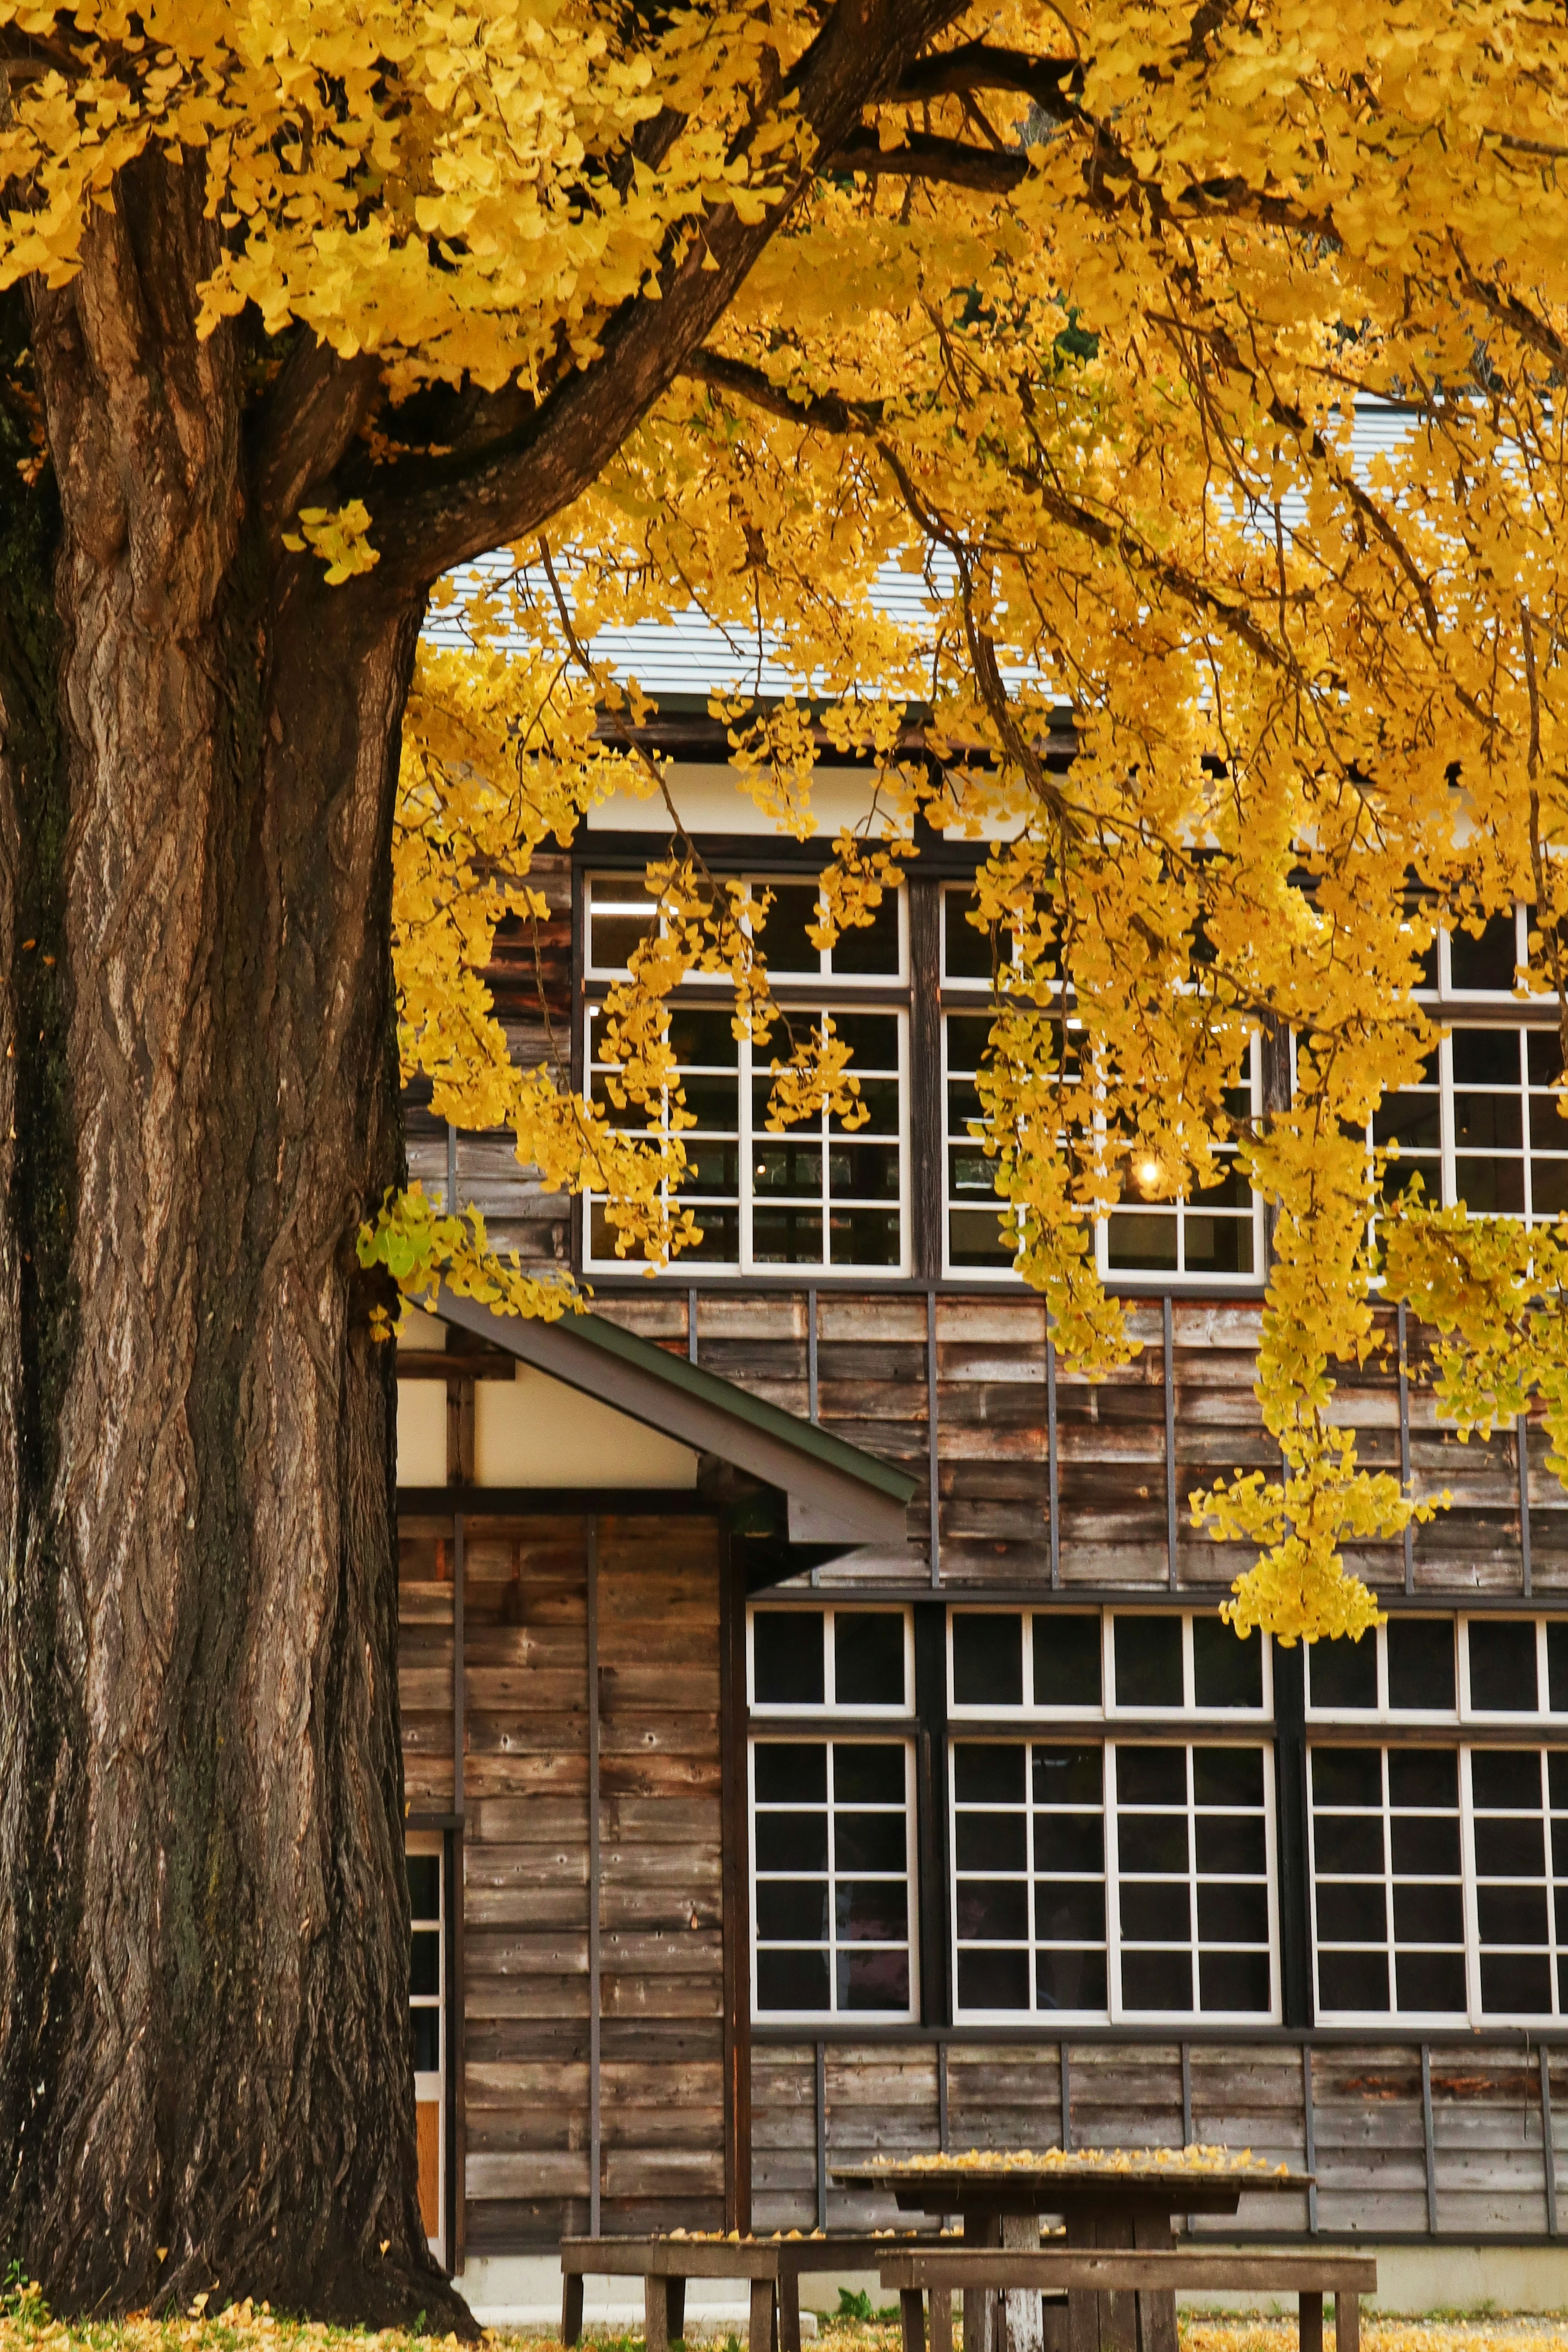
[596,1292,1565,1591]
[750,2040,1568,2241]
[397,1510,728,2256]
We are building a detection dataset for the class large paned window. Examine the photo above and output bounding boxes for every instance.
[947,1607,1276,2022]
[940,890,1264,1283]
[747,1605,918,2021]
[1373,1026,1568,1219]
[584,876,908,1274]
[1308,1613,1568,2020]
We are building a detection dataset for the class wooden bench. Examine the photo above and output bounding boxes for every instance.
[876,2244,1377,2352]
[559,2232,942,2352]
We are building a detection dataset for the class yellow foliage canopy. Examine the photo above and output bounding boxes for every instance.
[10,1,1568,1641]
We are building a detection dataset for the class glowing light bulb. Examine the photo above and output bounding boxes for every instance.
[1136,1156,1163,1194]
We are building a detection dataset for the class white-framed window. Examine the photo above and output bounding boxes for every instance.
[940,1013,1264,1285]
[950,1736,1277,2023]
[748,1602,913,1714]
[746,1604,918,2022]
[406,1833,446,2264]
[1308,1741,1568,2023]
[1372,1025,1568,1221]
[585,872,908,1275]
[946,1607,1271,1721]
[1305,1615,1568,1722]
[750,1737,919,2020]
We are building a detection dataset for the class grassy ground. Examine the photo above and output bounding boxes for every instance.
[0,2296,1564,2352]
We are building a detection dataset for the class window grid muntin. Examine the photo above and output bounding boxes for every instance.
[945,1607,1272,1723]
[746,1603,914,1717]
[749,1735,919,2022]
[949,1735,1277,2025]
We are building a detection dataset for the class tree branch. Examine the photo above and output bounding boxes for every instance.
[370,0,969,593]
[253,335,383,536]
[890,41,1082,123]
[682,348,886,434]
[826,129,1031,192]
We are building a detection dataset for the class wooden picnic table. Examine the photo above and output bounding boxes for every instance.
[832,2156,1314,2352]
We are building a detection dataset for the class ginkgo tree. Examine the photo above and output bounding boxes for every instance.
[0,0,1565,2323]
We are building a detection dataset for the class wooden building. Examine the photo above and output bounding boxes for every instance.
[396,724,1568,2309]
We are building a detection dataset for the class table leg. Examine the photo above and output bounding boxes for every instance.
[561,2273,584,2349]
[748,2277,777,2352]
[777,2270,800,2352]
[963,2212,1003,2352]
[1299,2292,1323,2352]
[1131,2202,1177,2352]
[646,2275,669,2352]
[1001,2212,1044,2352]
[930,2287,953,2352]
[900,2288,927,2352]
[667,2278,687,2346]
[1334,2292,1360,2352]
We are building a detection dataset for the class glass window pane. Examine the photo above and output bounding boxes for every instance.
[829,896,900,977]
[1469,1619,1540,1712]
[757,1949,831,2012]
[410,1928,441,1997]
[1394,1950,1467,2012]
[957,1880,1029,1941]
[1037,1948,1107,2011]
[1192,1618,1263,1709]
[833,1744,906,1803]
[839,1947,911,2010]
[1117,1745,1189,1806]
[1387,1619,1454,1711]
[1121,1949,1192,2011]
[754,1811,829,1873]
[411,2007,441,2072]
[753,1615,825,1706]
[407,1854,441,1922]
[1199,1949,1271,2012]
[1450,919,1519,993]
[754,1742,828,1802]
[1319,1949,1390,2011]
[1309,1639,1377,1711]
[957,1947,1029,2011]
[1114,1616,1184,1708]
[1033,1746,1104,1806]
[954,1743,1027,1804]
[756,1880,829,1941]
[944,893,995,980]
[955,1810,1028,1873]
[1034,1615,1102,1707]
[953,1613,1024,1706]
[835,1613,905,1708]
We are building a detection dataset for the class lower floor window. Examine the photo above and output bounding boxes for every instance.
[1312,1744,1568,2020]
[406,1833,446,2261]
[951,1740,1275,2022]
[751,1738,918,2019]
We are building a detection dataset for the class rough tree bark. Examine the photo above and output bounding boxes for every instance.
[0,161,464,2326]
[0,1,970,2316]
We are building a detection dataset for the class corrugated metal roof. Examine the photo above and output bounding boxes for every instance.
[420,403,1420,697]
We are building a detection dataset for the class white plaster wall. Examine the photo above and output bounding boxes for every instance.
[471,1363,698,1489]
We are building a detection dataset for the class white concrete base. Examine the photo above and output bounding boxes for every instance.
[1177,2242,1568,2317]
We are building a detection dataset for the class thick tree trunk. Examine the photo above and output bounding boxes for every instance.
[0,166,465,2325]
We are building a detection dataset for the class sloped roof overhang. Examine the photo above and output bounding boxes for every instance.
[432,1286,916,1549]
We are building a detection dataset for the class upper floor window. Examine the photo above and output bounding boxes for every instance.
[585,874,908,1276]
[942,1016,1263,1284]
[749,1604,912,1714]
[1373,1026,1568,1221]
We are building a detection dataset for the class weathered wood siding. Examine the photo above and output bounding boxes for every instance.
[751,2039,1568,2241]
[589,1289,1565,1595]
[398,1510,728,2255]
